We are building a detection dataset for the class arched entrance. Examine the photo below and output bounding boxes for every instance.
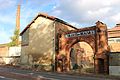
[56,21,109,74]
[70,42,94,73]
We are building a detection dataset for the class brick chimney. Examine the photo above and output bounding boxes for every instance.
[16,4,21,45]
[16,4,20,31]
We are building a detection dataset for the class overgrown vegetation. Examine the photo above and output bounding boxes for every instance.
[8,29,20,47]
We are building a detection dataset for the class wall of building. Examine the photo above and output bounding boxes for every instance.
[21,17,77,71]
[109,43,120,52]
[55,22,76,33]
[108,38,120,52]
[21,17,55,71]
[109,66,120,76]
[0,46,21,65]
[108,26,120,75]
[108,30,120,38]
[55,22,76,55]
[0,46,9,64]
[109,52,120,76]
[0,46,9,57]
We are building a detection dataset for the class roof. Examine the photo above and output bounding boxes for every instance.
[0,43,8,47]
[20,13,77,35]
[108,24,120,38]
[108,24,120,32]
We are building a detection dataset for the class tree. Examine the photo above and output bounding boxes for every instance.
[8,29,20,47]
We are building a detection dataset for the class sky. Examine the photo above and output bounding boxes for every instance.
[0,0,120,44]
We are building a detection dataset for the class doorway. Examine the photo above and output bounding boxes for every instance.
[70,42,94,73]
[98,58,104,73]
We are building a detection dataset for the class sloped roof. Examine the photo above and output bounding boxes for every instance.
[108,24,120,32]
[20,13,77,35]
[108,24,120,38]
[0,43,8,47]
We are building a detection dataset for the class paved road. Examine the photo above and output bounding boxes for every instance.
[0,76,15,80]
[0,67,119,80]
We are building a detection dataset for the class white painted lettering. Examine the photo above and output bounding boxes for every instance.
[65,30,95,38]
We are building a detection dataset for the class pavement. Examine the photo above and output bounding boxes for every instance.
[0,67,48,80]
[0,65,120,80]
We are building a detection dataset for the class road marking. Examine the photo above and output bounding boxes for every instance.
[37,75,45,78]
[46,78,59,80]
[0,76,5,78]
[37,75,59,80]
[28,73,34,75]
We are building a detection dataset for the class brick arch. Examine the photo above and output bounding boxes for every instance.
[56,21,109,73]
[67,36,95,53]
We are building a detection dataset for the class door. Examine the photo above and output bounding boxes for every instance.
[98,58,104,73]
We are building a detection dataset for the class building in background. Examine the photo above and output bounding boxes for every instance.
[20,13,77,71]
[108,23,120,76]
[0,44,21,65]
[108,23,120,52]
[0,4,21,65]
[0,44,9,64]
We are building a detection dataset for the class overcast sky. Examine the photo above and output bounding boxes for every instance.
[0,0,120,44]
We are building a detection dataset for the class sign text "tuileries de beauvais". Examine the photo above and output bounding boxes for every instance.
[65,30,95,38]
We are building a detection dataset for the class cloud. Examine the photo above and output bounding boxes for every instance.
[20,0,57,31]
[1,0,120,44]
[51,0,120,27]
[0,0,17,44]
[24,0,55,10]
[0,0,16,26]
[109,13,120,23]
[0,0,57,44]
[0,0,17,10]
[69,22,80,27]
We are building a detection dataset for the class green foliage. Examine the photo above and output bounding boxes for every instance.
[8,29,20,47]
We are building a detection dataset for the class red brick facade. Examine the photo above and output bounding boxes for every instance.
[56,21,109,73]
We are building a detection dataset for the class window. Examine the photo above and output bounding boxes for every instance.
[22,29,29,46]
[108,39,114,43]
[116,39,120,43]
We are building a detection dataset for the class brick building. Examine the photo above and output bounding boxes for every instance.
[20,13,77,71]
[108,23,120,52]
[20,13,109,73]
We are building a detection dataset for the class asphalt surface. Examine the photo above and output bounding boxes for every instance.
[0,76,14,80]
[0,67,119,80]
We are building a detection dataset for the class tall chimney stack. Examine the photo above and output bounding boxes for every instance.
[16,4,21,45]
[16,4,20,31]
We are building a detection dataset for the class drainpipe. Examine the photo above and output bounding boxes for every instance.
[52,19,56,72]
[95,25,98,74]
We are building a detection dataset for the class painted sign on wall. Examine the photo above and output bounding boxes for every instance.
[65,30,95,38]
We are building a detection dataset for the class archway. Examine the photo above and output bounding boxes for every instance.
[56,21,109,74]
[70,42,94,73]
